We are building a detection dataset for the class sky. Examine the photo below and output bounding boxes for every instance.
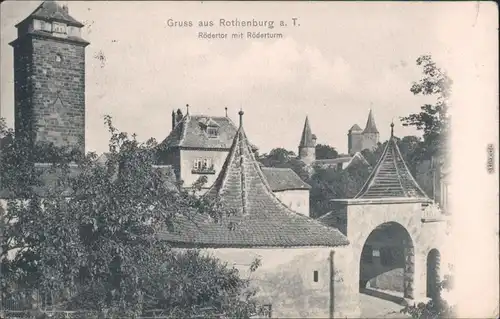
[0,1,495,155]
[0,2,499,315]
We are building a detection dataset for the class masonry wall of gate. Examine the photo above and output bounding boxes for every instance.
[328,198,448,304]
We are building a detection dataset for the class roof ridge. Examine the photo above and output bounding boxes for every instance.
[390,141,406,194]
[393,135,429,197]
[354,132,429,199]
[354,136,392,198]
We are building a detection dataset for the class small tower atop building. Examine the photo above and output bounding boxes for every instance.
[361,109,380,151]
[298,116,316,165]
[348,123,363,155]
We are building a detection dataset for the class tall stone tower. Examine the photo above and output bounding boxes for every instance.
[298,116,317,165]
[9,1,89,155]
[361,109,380,151]
[347,124,363,155]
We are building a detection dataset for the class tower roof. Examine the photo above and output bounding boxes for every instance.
[354,123,428,199]
[299,116,315,147]
[16,1,84,28]
[363,109,379,134]
[158,112,348,247]
[349,124,363,132]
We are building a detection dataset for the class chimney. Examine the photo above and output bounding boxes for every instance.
[171,110,176,131]
[62,4,69,14]
[225,107,228,117]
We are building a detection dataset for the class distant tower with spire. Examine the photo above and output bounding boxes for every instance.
[347,109,380,155]
[298,116,317,165]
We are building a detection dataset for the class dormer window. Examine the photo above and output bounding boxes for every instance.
[198,117,220,138]
[207,127,219,138]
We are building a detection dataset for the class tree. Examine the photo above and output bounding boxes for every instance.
[400,275,455,319]
[1,116,259,318]
[308,162,371,218]
[400,55,452,160]
[258,148,296,168]
[315,144,338,160]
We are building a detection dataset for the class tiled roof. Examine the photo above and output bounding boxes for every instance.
[349,124,363,132]
[299,116,315,147]
[363,109,379,134]
[355,124,428,199]
[158,112,349,248]
[159,113,258,151]
[18,1,84,28]
[261,167,311,191]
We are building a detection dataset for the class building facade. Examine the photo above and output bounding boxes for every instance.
[160,112,360,318]
[347,109,380,155]
[9,1,89,155]
[321,124,449,305]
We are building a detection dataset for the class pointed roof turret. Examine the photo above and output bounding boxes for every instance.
[158,111,348,247]
[354,123,428,199]
[299,116,315,147]
[363,109,379,134]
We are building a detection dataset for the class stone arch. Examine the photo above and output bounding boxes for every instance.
[359,221,415,299]
[426,248,441,301]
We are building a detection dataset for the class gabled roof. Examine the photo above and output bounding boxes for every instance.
[261,167,311,191]
[159,113,257,150]
[158,111,349,247]
[16,1,84,28]
[354,124,428,199]
[363,109,379,134]
[299,116,315,148]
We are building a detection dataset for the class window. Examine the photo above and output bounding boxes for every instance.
[193,158,202,170]
[259,304,272,318]
[192,157,215,173]
[207,127,218,138]
[313,270,319,282]
[362,245,373,264]
[52,22,67,34]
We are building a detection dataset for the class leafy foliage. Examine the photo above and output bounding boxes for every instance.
[1,116,259,318]
[315,144,339,160]
[400,55,452,160]
[400,275,455,319]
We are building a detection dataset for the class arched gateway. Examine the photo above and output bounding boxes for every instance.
[321,123,449,307]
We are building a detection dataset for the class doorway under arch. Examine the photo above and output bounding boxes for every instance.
[359,222,415,300]
[426,248,441,301]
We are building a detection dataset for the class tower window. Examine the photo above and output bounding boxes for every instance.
[55,54,62,63]
[52,22,67,34]
[313,270,319,282]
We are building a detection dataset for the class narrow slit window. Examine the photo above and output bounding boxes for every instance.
[313,270,319,282]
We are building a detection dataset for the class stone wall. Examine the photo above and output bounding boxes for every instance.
[333,199,449,301]
[14,36,87,154]
[174,246,360,318]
